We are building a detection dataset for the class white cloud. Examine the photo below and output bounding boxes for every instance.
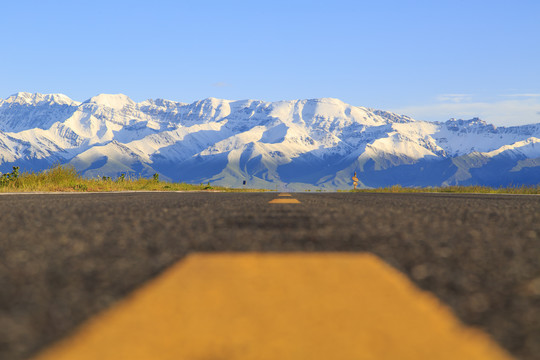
[392,98,540,126]
[435,94,473,103]
[501,93,540,98]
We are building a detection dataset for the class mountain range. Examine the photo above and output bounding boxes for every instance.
[1,92,539,190]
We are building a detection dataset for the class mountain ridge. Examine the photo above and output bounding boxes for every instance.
[1,92,539,189]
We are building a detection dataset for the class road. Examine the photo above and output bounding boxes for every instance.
[1,192,539,359]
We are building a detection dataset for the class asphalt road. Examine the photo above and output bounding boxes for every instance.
[1,192,539,360]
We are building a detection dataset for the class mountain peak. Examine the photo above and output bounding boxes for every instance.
[445,117,488,126]
[7,92,33,100]
[444,117,496,133]
[83,94,135,110]
[306,97,345,105]
[4,92,76,106]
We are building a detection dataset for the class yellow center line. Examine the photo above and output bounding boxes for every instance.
[278,193,292,197]
[268,198,301,204]
[33,253,513,360]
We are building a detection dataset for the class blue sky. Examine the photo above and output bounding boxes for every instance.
[1,0,539,125]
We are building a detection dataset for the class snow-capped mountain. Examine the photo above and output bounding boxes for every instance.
[1,92,539,189]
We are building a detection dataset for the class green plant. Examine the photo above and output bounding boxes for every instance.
[74,184,88,191]
[0,166,20,186]
[203,181,213,190]
[153,173,159,181]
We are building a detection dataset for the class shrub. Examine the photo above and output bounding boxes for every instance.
[74,184,88,191]
[0,166,20,186]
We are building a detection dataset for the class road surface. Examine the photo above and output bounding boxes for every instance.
[0,192,539,359]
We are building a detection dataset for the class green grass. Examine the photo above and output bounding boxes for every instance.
[0,165,263,193]
[343,184,540,194]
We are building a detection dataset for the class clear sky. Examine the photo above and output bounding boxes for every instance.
[1,0,539,125]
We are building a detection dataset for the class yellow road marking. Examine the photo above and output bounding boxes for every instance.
[268,198,301,204]
[33,253,512,360]
[278,193,292,197]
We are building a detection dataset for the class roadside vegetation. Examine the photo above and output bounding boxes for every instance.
[345,184,540,195]
[0,165,259,193]
[1,165,538,194]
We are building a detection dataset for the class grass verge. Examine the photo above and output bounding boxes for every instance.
[343,184,540,194]
[0,165,262,193]
[2,165,538,194]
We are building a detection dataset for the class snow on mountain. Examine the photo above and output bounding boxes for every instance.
[0,92,80,132]
[431,118,539,156]
[82,94,135,110]
[1,92,539,189]
[3,92,77,106]
[485,137,540,159]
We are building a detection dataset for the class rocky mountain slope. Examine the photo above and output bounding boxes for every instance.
[1,92,539,189]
